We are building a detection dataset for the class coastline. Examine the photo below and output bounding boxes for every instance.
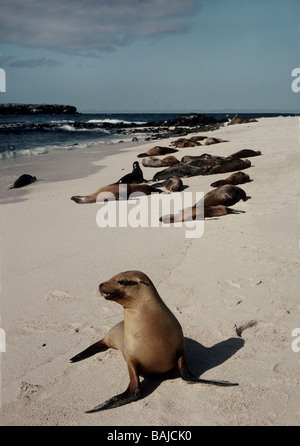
[0,116,299,425]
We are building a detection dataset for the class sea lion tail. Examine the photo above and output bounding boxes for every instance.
[137,153,147,158]
[71,195,96,204]
[8,184,15,189]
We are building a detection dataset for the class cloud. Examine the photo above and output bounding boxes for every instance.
[0,56,62,68]
[0,0,199,54]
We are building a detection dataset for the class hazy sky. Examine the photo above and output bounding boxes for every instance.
[0,0,300,113]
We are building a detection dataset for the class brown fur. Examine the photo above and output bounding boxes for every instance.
[210,172,251,187]
[137,146,178,158]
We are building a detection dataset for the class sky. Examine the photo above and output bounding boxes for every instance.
[0,0,300,113]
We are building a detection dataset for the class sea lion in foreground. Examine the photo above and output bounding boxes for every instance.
[201,185,247,207]
[153,176,183,192]
[71,183,162,204]
[228,149,261,159]
[9,174,37,189]
[116,161,146,184]
[70,271,238,412]
[210,172,251,187]
[137,146,178,158]
[142,155,180,168]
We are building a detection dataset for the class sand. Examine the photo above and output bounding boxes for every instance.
[0,116,299,426]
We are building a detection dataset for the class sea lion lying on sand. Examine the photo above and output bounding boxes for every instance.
[71,183,162,204]
[70,270,238,412]
[203,159,251,175]
[228,114,258,125]
[228,149,261,159]
[203,137,229,145]
[153,164,207,181]
[137,146,178,158]
[152,176,183,192]
[160,185,247,223]
[210,172,251,187]
[9,174,37,189]
[142,156,180,168]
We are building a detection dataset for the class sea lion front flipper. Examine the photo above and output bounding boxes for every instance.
[70,339,109,362]
[85,387,141,413]
[177,354,238,387]
[86,359,141,413]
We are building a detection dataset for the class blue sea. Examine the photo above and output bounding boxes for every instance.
[0,111,296,160]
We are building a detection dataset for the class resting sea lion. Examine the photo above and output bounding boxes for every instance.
[116,161,146,184]
[228,149,261,159]
[70,271,238,412]
[137,146,178,158]
[160,205,244,223]
[210,172,251,187]
[201,185,247,207]
[153,164,207,181]
[228,114,258,125]
[153,176,183,192]
[71,183,162,204]
[9,174,37,189]
[204,159,251,175]
[203,137,228,145]
[181,154,227,166]
[142,156,180,168]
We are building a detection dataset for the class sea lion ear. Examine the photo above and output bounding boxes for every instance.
[140,280,149,286]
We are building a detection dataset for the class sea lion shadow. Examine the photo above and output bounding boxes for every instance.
[184,336,244,376]
[140,336,244,399]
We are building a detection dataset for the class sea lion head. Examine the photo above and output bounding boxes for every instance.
[99,271,155,307]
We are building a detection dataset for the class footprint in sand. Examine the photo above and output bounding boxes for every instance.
[45,290,72,302]
[18,381,43,403]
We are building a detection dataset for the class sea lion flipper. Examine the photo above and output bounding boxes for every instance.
[177,355,238,387]
[85,387,141,413]
[70,340,108,362]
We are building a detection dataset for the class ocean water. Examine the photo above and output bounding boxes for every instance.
[0,112,295,160]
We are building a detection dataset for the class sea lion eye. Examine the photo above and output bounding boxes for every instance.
[118,280,138,286]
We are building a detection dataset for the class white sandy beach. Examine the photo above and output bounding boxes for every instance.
[0,116,299,426]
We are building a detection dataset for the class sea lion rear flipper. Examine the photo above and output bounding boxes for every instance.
[70,339,108,362]
[177,355,238,387]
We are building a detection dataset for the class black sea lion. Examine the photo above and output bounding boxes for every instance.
[71,183,162,204]
[210,172,251,187]
[141,155,180,168]
[116,161,146,184]
[8,174,37,189]
[70,271,238,412]
[153,164,206,181]
[153,176,183,192]
[137,146,178,158]
[228,149,261,159]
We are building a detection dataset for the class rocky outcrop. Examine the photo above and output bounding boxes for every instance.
[0,103,77,115]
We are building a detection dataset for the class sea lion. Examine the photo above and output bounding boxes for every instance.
[203,137,228,145]
[160,205,243,223]
[141,156,180,168]
[153,176,183,192]
[203,159,251,175]
[181,154,227,166]
[228,114,258,125]
[210,172,251,187]
[8,174,37,189]
[116,161,146,184]
[153,164,207,181]
[137,146,178,158]
[70,271,238,412]
[71,183,162,204]
[228,149,261,159]
[201,185,247,207]
[171,140,201,148]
